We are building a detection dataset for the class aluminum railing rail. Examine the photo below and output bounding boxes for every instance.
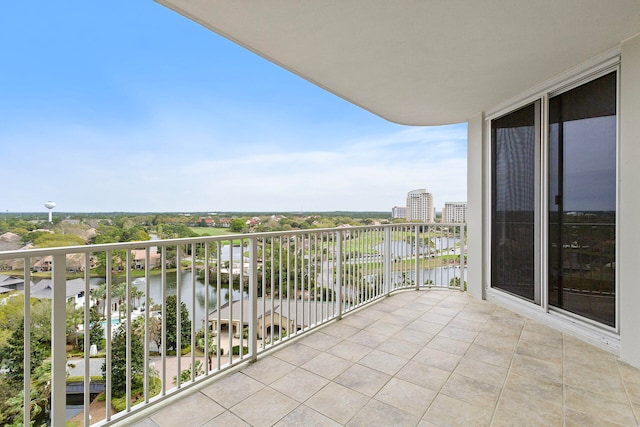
[0,222,466,426]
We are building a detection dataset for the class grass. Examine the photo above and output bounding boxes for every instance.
[189,227,239,237]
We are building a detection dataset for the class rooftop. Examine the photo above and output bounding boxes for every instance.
[127,289,640,426]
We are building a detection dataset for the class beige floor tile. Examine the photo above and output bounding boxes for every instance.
[274,405,342,427]
[412,346,462,371]
[618,360,640,386]
[406,319,445,334]
[422,394,493,427]
[230,387,298,427]
[428,305,461,318]
[347,329,391,347]
[565,359,628,401]
[565,384,637,426]
[202,410,251,427]
[402,301,439,314]
[273,342,321,366]
[474,331,519,351]
[340,313,376,329]
[494,387,563,427]
[564,407,629,427]
[347,399,420,427]
[299,331,342,351]
[447,317,485,332]
[374,377,436,417]
[130,418,159,427]
[242,355,296,385]
[379,312,414,326]
[302,352,353,379]
[200,372,264,408]
[326,339,372,362]
[150,391,224,427]
[334,363,391,396]
[358,348,409,375]
[364,320,405,337]
[625,380,640,405]
[440,373,501,409]
[503,371,563,404]
[438,325,479,343]
[520,323,564,347]
[514,339,562,364]
[305,382,370,425]
[464,342,513,367]
[482,317,525,336]
[321,322,361,339]
[425,335,470,356]
[396,360,451,392]
[418,312,454,325]
[454,357,507,387]
[510,353,562,383]
[376,336,422,358]
[392,307,427,320]
[270,367,330,402]
[393,328,435,346]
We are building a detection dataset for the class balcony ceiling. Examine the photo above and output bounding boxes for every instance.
[155,0,640,125]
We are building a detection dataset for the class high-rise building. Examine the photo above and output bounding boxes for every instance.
[391,206,407,219]
[442,202,467,223]
[406,189,434,222]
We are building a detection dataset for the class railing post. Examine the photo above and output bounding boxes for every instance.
[414,225,420,291]
[248,238,258,362]
[336,231,343,319]
[459,224,466,291]
[384,226,392,296]
[51,254,67,427]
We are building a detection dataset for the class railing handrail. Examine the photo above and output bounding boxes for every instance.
[0,222,466,260]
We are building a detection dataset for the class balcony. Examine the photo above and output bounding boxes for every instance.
[129,289,640,427]
[1,222,638,426]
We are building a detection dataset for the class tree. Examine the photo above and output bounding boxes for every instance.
[66,302,84,349]
[103,319,145,396]
[89,306,104,349]
[148,316,162,350]
[230,219,245,232]
[165,295,191,352]
[0,318,46,384]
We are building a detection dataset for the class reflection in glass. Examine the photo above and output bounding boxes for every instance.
[548,71,616,327]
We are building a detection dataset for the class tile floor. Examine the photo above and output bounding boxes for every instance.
[127,289,640,426]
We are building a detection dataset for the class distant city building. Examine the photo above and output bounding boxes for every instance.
[442,202,467,223]
[391,206,407,219]
[406,189,434,223]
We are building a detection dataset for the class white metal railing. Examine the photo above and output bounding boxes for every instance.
[0,222,466,426]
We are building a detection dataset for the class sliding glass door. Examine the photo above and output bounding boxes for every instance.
[491,102,540,302]
[490,69,617,328]
[548,71,617,327]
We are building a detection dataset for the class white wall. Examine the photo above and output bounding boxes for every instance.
[619,33,640,368]
[466,113,484,299]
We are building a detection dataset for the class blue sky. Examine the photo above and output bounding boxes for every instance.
[0,2,467,213]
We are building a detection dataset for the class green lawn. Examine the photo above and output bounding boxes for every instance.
[189,227,239,237]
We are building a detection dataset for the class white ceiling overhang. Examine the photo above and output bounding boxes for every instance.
[155,0,640,126]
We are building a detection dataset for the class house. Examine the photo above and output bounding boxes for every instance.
[208,297,337,339]
[156,0,640,370]
[132,248,161,270]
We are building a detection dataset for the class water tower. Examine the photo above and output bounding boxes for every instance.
[44,201,56,222]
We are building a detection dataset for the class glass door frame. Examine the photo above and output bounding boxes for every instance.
[484,60,620,333]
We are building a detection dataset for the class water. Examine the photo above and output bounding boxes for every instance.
[95,270,246,327]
